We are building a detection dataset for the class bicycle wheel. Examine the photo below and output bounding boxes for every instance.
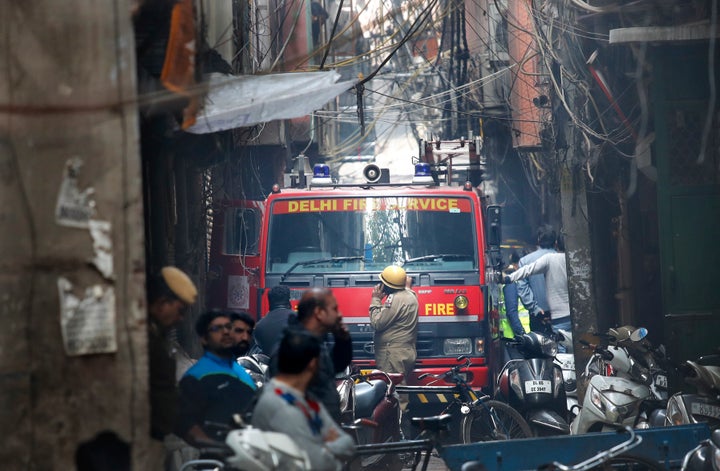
[588,455,664,471]
[461,400,532,443]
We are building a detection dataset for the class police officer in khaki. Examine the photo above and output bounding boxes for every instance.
[369,265,419,411]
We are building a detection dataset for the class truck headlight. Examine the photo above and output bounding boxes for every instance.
[444,338,472,355]
[454,295,468,310]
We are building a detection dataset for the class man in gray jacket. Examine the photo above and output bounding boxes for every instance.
[252,330,355,471]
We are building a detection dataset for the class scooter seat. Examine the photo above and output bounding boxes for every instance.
[354,380,388,418]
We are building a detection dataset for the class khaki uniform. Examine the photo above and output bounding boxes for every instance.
[369,288,419,385]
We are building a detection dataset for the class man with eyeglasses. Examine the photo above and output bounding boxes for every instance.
[229,311,255,358]
[176,311,257,447]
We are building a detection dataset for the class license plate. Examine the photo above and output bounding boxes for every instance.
[691,402,720,419]
[654,374,667,388]
[525,380,551,394]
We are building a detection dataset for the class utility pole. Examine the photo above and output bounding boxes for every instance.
[0,2,148,469]
[555,62,600,403]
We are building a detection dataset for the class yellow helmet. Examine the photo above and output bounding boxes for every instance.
[379,265,407,290]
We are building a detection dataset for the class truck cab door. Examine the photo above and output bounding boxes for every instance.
[208,200,264,316]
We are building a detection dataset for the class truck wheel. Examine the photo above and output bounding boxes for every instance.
[461,400,532,443]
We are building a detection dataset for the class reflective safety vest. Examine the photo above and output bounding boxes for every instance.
[499,287,530,339]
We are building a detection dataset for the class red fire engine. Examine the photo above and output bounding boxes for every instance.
[208,137,503,390]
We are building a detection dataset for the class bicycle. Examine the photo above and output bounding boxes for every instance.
[408,355,533,443]
[347,413,453,471]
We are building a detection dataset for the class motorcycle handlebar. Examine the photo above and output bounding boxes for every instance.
[601,349,615,361]
[578,338,614,361]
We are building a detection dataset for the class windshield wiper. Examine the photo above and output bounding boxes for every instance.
[403,254,471,265]
[281,256,364,281]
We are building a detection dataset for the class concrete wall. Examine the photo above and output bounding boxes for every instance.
[0,1,148,468]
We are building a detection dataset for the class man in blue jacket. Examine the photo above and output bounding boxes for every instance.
[176,311,257,446]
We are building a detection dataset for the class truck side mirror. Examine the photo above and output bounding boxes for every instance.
[486,205,502,249]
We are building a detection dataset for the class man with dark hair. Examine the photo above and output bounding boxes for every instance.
[517,224,557,334]
[254,285,296,355]
[504,234,571,348]
[285,288,352,424]
[176,311,257,446]
[229,311,255,357]
[252,330,355,471]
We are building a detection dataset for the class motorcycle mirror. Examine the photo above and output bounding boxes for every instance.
[630,327,648,342]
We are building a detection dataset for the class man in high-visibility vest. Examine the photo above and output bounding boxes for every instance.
[499,253,530,363]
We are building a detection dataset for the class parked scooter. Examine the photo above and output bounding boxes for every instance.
[681,428,720,471]
[496,331,570,436]
[570,326,668,434]
[337,367,403,470]
[666,354,720,430]
[179,415,311,471]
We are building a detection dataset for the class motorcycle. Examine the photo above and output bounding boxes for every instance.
[237,352,271,389]
[336,367,403,470]
[666,354,720,430]
[681,428,720,471]
[496,331,570,436]
[570,326,668,434]
[179,415,311,471]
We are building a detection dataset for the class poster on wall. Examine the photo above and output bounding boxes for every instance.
[227,275,249,310]
[58,277,117,355]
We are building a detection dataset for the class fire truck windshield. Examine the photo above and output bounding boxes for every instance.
[266,196,478,275]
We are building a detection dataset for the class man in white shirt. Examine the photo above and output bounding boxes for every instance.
[504,235,571,341]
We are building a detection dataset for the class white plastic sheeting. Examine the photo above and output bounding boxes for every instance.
[185,71,355,134]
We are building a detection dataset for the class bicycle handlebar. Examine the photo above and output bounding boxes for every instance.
[550,426,641,471]
[416,357,471,383]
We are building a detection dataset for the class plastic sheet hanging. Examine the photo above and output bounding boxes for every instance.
[184,71,355,134]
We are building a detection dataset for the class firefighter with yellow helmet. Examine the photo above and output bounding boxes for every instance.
[369,265,419,410]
